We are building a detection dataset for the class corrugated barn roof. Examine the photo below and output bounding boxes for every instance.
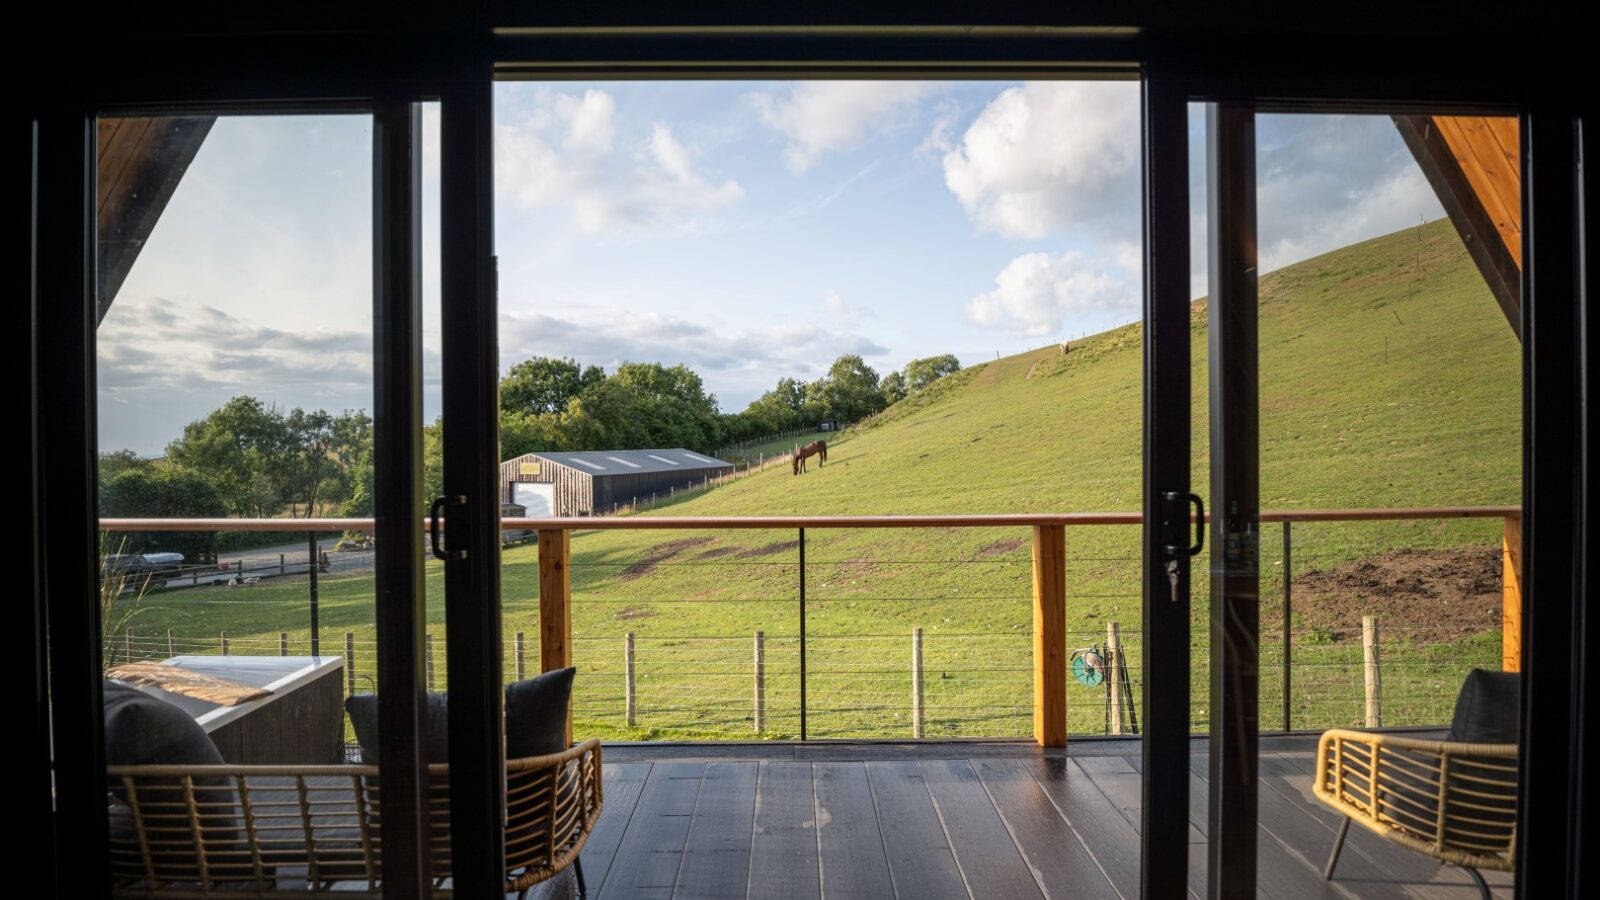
[511,448,731,476]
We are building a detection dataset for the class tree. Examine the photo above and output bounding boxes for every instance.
[165,396,285,518]
[99,467,228,562]
[879,370,908,406]
[808,354,885,423]
[741,377,809,434]
[500,356,604,416]
[99,449,152,482]
[903,353,962,392]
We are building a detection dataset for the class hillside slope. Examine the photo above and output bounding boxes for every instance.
[498,217,1519,737]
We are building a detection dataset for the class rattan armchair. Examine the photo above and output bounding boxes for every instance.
[107,738,603,898]
[1313,669,1518,900]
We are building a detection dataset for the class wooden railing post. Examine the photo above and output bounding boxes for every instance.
[753,630,765,733]
[912,627,925,739]
[624,632,637,728]
[514,631,526,682]
[538,528,573,744]
[1502,514,1523,672]
[1107,622,1123,736]
[1032,525,1067,747]
[425,633,436,692]
[344,632,356,698]
[1363,616,1383,728]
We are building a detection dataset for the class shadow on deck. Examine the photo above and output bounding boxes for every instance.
[532,735,1511,899]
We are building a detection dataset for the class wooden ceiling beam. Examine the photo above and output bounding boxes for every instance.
[96,116,215,324]
[1393,114,1522,340]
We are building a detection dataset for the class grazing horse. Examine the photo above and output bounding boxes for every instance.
[792,440,828,475]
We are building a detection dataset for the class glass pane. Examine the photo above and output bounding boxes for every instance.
[93,111,423,893]
[492,79,1148,896]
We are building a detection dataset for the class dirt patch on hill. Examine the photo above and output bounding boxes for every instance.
[974,538,1027,559]
[1289,546,1502,641]
[613,606,658,620]
[619,536,716,580]
[695,546,739,559]
[736,540,800,559]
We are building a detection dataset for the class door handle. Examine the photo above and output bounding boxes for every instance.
[429,495,468,561]
[1162,491,1205,558]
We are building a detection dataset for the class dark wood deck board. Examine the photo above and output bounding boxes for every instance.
[864,760,970,900]
[1022,757,1143,900]
[919,758,1044,899]
[972,758,1120,899]
[673,762,758,900]
[813,762,895,899]
[578,762,652,896]
[595,762,704,900]
[569,739,1512,900]
[747,761,821,900]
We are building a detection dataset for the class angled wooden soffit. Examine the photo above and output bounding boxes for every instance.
[1393,115,1522,340]
[97,116,215,325]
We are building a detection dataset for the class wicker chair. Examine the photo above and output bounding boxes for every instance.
[106,738,603,898]
[1313,670,1518,899]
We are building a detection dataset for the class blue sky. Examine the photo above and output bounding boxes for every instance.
[97,81,1445,456]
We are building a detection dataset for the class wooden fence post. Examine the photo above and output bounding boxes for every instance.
[538,528,573,745]
[344,632,356,697]
[1363,616,1383,728]
[912,627,925,739]
[1106,622,1124,735]
[220,630,229,656]
[753,630,765,733]
[279,553,286,576]
[166,629,175,659]
[425,633,436,692]
[125,627,134,664]
[1502,514,1523,672]
[515,631,526,681]
[1032,525,1068,748]
[279,632,289,656]
[625,632,637,728]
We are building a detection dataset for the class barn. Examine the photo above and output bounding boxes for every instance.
[500,449,735,517]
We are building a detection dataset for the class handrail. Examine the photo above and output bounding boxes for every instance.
[97,504,1525,745]
[97,505,1521,531]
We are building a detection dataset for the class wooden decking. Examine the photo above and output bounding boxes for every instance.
[529,737,1512,899]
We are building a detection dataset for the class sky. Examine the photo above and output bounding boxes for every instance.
[97,81,1446,456]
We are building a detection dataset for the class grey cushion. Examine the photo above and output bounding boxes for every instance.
[344,691,451,765]
[344,666,576,764]
[104,681,241,871]
[1446,669,1521,744]
[506,666,576,757]
[104,680,228,771]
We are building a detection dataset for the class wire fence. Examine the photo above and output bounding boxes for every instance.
[102,514,1509,744]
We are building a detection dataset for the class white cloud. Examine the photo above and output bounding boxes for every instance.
[496,88,743,234]
[942,81,1141,240]
[560,89,615,153]
[916,100,962,158]
[751,82,938,172]
[967,250,1139,337]
[820,289,877,325]
[1254,115,1444,273]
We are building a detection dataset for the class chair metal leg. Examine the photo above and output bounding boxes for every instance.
[1324,816,1352,879]
[575,857,588,899]
[1461,866,1492,900]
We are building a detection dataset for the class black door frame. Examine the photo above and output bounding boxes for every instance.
[35,65,508,896]
[29,22,1594,900]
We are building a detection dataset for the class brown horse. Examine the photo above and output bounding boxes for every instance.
[792,440,828,475]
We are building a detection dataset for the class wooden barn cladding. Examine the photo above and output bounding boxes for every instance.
[501,449,734,516]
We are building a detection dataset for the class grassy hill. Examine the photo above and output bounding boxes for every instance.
[118,218,1521,741]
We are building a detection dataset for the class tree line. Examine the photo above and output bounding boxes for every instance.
[99,352,962,557]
